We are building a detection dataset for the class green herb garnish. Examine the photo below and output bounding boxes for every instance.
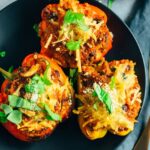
[93,102,98,111]
[69,68,77,78]
[8,66,14,73]
[7,110,22,125]
[8,95,41,111]
[109,76,116,90]
[25,74,45,94]
[0,107,22,125]
[0,94,41,125]
[93,83,112,113]
[66,40,81,51]
[44,103,62,122]
[43,64,51,85]
[0,111,7,123]
[1,104,13,115]
[69,68,77,87]
[0,51,6,58]
[64,10,89,31]
[25,65,51,94]
[33,24,39,37]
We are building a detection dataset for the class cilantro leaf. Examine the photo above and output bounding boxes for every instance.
[8,95,41,111]
[69,68,77,78]
[77,21,89,31]
[66,40,81,51]
[42,64,51,85]
[7,110,22,125]
[93,102,98,111]
[25,65,52,94]
[44,103,62,122]
[0,111,7,123]
[0,111,6,117]
[0,51,6,58]
[69,68,77,87]
[33,24,39,37]
[8,66,14,73]
[64,10,89,31]
[1,104,13,115]
[25,74,45,94]
[64,10,84,24]
[93,83,112,113]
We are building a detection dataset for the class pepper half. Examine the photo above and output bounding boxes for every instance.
[0,53,74,141]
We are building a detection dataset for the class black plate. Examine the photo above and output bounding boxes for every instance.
[0,0,147,150]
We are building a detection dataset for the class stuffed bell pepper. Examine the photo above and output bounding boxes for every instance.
[74,59,141,140]
[39,0,113,71]
[0,53,74,141]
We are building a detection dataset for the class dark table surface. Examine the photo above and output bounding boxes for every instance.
[0,0,150,150]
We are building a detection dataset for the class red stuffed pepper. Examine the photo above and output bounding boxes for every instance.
[0,53,74,141]
[39,0,113,70]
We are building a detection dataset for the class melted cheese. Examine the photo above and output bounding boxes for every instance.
[17,69,73,133]
[57,15,103,46]
[76,60,141,135]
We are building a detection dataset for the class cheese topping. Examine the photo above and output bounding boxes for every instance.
[75,59,141,137]
[17,74,72,132]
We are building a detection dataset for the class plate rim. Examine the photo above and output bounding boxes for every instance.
[0,0,149,149]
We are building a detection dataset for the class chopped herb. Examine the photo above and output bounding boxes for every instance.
[69,68,77,87]
[66,40,81,51]
[69,68,77,78]
[42,64,51,85]
[93,102,98,111]
[46,115,53,121]
[25,74,45,94]
[93,83,112,113]
[25,65,52,94]
[33,24,39,37]
[64,10,89,31]
[107,0,115,8]
[44,103,62,121]
[7,110,22,125]
[109,76,116,90]
[0,111,7,123]
[8,95,41,111]
[64,10,83,24]
[0,111,6,117]
[77,21,89,31]
[0,51,6,58]
[1,104,13,115]
[8,66,14,73]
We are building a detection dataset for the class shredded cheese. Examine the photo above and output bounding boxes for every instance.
[76,49,82,72]
[16,64,73,133]
[44,34,53,49]
[76,60,141,137]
